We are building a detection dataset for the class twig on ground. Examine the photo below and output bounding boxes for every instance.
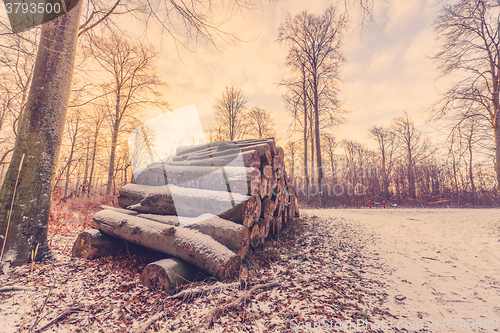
[135,311,166,333]
[0,286,31,292]
[200,282,280,330]
[29,286,53,332]
[35,305,83,332]
[168,282,240,302]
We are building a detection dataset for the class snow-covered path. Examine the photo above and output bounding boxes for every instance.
[304,208,500,332]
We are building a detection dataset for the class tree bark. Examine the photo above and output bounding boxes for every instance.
[99,205,138,215]
[118,184,261,226]
[136,213,250,259]
[92,210,241,280]
[0,0,84,267]
[135,165,260,196]
[169,150,261,169]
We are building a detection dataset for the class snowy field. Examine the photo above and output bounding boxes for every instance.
[304,208,500,332]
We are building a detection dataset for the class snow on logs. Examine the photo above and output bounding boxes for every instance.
[73,138,298,290]
[123,137,298,247]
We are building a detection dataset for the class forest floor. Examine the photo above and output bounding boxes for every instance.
[0,206,400,333]
[2,208,498,333]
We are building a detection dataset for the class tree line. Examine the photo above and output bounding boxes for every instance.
[273,1,500,207]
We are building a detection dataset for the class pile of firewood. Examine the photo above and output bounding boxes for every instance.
[72,138,299,291]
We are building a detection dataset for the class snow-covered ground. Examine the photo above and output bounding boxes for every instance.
[1,208,499,332]
[304,208,500,332]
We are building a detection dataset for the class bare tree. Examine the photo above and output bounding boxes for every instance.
[212,85,248,141]
[88,31,165,194]
[246,107,276,139]
[282,62,311,199]
[369,125,397,198]
[278,6,347,200]
[392,112,432,199]
[432,0,500,189]
[0,0,274,267]
[322,133,337,185]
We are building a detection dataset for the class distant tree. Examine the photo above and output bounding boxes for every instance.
[322,134,337,184]
[369,125,397,198]
[432,0,500,190]
[246,107,276,139]
[392,112,432,199]
[278,7,347,199]
[88,31,165,195]
[212,85,248,141]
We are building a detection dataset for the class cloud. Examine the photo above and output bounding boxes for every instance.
[132,0,444,149]
[385,0,426,32]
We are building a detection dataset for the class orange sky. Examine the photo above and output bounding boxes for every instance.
[115,0,448,148]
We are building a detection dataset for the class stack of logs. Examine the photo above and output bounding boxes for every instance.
[72,138,299,291]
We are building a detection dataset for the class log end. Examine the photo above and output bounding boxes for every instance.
[72,229,122,260]
[216,255,241,281]
[141,261,172,292]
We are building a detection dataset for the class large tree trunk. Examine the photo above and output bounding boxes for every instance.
[0,0,84,267]
[92,210,241,280]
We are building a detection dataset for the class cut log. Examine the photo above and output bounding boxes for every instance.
[176,142,228,157]
[140,258,204,292]
[225,138,277,156]
[179,143,271,165]
[219,194,261,228]
[137,214,180,226]
[276,146,284,161]
[216,143,272,165]
[118,184,260,225]
[259,175,268,199]
[136,213,249,259]
[134,164,260,196]
[92,210,241,280]
[167,150,261,169]
[188,216,250,259]
[99,205,138,216]
[257,218,269,244]
[261,197,277,222]
[249,224,260,248]
[71,229,124,259]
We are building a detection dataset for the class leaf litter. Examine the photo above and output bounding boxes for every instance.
[0,211,401,333]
